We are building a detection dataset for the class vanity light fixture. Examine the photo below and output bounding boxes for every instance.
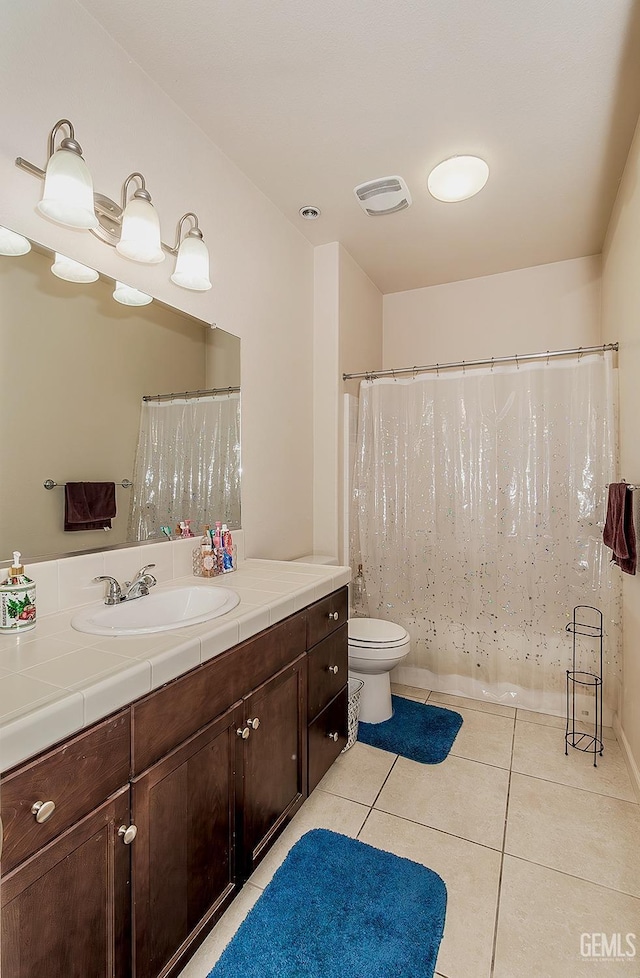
[16,120,214,292]
[427,156,489,202]
[112,281,153,306]
[169,213,212,291]
[51,252,99,284]
[116,173,165,264]
[17,120,99,229]
[0,226,31,256]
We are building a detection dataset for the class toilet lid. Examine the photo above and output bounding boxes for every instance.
[348,618,409,645]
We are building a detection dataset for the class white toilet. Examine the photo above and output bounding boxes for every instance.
[348,618,410,723]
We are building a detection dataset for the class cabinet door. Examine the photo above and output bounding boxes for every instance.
[131,703,240,978]
[240,653,307,878]
[1,787,131,978]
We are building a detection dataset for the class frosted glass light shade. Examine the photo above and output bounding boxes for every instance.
[427,156,489,202]
[170,234,212,291]
[113,281,153,306]
[51,253,99,283]
[116,197,165,264]
[37,147,98,229]
[0,227,31,256]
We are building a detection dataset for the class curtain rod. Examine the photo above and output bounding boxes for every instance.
[342,343,619,381]
[142,386,240,402]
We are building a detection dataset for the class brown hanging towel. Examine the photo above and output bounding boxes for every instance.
[603,482,636,575]
[64,482,117,531]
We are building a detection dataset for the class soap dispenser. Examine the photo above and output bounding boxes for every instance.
[0,551,36,632]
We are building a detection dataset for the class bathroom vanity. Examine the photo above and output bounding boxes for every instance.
[0,576,348,978]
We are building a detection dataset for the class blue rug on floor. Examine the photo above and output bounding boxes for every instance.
[358,695,463,763]
[208,828,446,978]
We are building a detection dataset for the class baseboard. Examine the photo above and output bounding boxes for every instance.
[613,715,640,804]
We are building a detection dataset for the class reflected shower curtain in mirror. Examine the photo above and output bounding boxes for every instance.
[351,352,621,715]
[128,393,240,540]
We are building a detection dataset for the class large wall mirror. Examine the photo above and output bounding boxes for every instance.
[0,229,241,563]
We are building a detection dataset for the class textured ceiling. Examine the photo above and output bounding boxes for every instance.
[78,0,640,293]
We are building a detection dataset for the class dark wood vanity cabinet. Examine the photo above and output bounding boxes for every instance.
[239,654,307,879]
[0,585,348,978]
[131,705,240,978]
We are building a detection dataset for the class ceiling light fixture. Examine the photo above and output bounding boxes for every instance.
[169,213,212,291]
[427,156,489,202]
[51,252,99,284]
[299,205,321,220]
[15,120,213,292]
[113,281,153,306]
[0,226,31,256]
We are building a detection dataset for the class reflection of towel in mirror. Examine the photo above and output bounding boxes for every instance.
[64,482,117,531]
[603,483,636,575]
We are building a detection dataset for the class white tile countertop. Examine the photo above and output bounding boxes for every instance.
[0,559,351,773]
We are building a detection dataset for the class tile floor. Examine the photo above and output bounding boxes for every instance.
[178,686,640,978]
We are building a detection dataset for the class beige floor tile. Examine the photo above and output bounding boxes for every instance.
[516,708,566,728]
[448,706,514,769]
[248,788,369,889]
[391,682,431,702]
[493,856,640,978]
[176,883,262,978]
[429,690,516,718]
[517,708,616,742]
[359,809,500,978]
[316,741,396,805]
[375,754,509,850]
[506,773,640,897]
[512,721,635,802]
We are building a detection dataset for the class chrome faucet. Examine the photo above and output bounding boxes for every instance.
[94,575,123,605]
[94,564,156,605]
[122,564,157,601]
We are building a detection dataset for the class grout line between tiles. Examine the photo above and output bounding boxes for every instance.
[502,851,640,902]
[369,802,505,854]
[489,711,516,978]
[508,766,639,806]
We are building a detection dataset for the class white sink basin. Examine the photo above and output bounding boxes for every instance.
[71,585,240,636]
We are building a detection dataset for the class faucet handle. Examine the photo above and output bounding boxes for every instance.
[94,576,123,605]
[137,564,156,578]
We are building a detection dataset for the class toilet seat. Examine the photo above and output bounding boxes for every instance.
[348,618,409,649]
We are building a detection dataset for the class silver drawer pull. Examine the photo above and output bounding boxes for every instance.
[237,726,251,740]
[247,717,260,730]
[327,665,339,675]
[327,611,339,621]
[118,824,138,845]
[31,800,56,824]
[327,732,339,742]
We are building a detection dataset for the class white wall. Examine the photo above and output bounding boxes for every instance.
[603,111,640,789]
[311,244,382,562]
[383,256,602,367]
[312,243,341,559]
[0,0,314,560]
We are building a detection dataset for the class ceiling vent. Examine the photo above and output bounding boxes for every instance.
[353,176,412,216]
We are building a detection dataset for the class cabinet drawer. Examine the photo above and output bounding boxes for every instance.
[132,612,306,773]
[307,624,348,722]
[306,587,348,650]
[308,686,348,793]
[1,710,130,875]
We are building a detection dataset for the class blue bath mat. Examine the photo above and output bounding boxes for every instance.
[358,695,463,763]
[208,828,447,978]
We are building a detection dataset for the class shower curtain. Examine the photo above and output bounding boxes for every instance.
[128,393,240,541]
[352,352,622,716]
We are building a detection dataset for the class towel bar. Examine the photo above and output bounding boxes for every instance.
[44,479,133,490]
